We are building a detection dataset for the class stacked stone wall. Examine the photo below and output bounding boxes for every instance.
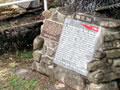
[32,7,120,90]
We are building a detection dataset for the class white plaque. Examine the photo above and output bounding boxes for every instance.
[54,18,101,76]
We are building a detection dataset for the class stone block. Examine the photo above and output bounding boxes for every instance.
[42,45,47,55]
[41,56,53,65]
[32,61,40,70]
[38,62,55,76]
[32,61,54,76]
[33,36,44,50]
[89,82,119,90]
[104,34,116,42]
[104,32,120,42]
[106,49,120,59]
[88,69,120,84]
[47,48,55,57]
[113,59,120,67]
[33,50,42,62]
[46,40,57,49]
[87,60,109,72]
[54,66,88,90]
[93,51,106,59]
[103,40,120,50]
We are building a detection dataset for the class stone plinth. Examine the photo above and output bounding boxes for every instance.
[32,7,120,90]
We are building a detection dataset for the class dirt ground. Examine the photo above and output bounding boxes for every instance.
[0,51,74,90]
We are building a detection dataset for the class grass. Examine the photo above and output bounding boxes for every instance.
[0,50,53,90]
[0,73,38,90]
[15,50,33,60]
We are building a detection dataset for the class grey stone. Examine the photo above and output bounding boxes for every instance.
[56,10,66,23]
[100,20,120,28]
[107,59,113,65]
[54,66,87,90]
[106,49,120,59]
[14,68,36,80]
[47,48,55,57]
[103,40,120,50]
[41,56,53,65]
[104,32,120,42]
[32,61,53,76]
[87,60,109,72]
[113,40,120,49]
[115,32,120,40]
[88,68,120,83]
[89,82,119,90]
[37,61,54,76]
[113,59,120,67]
[93,51,106,59]
[32,61,40,71]
[102,42,113,50]
[50,8,66,23]
[42,45,47,55]
[88,70,105,83]
[33,36,44,50]
[46,40,57,49]
[33,50,42,62]
[104,34,116,42]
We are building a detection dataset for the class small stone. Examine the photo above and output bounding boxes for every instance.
[87,60,107,72]
[32,61,40,70]
[89,81,119,90]
[103,40,120,50]
[36,61,54,76]
[47,48,55,57]
[113,59,120,67]
[54,66,87,90]
[42,45,47,55]
[46,40,57,49]
[33,50,42,62]
[107,59,113,65]
[88,69,120,83]
[102,42,113,50]
[106,49,120,59]
[42,10,52,19]
[115,32,120,40]
[94,51,106,59]
[33,36,44,50]
[41,56,53,65]
[88,70,105,83]
[113,40,120,49]
[100,20,120,28]
[104,33,116,42]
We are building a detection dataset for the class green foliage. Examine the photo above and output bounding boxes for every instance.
[8,75,37,90]
[48,2,55,9]
[14,50,33,60]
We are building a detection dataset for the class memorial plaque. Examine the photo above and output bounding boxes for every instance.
[54,16,101,76]
[41,20,63,42]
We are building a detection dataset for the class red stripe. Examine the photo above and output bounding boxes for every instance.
[81,24,99,32]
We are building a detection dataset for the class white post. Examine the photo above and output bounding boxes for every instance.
[44,0,48,11]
